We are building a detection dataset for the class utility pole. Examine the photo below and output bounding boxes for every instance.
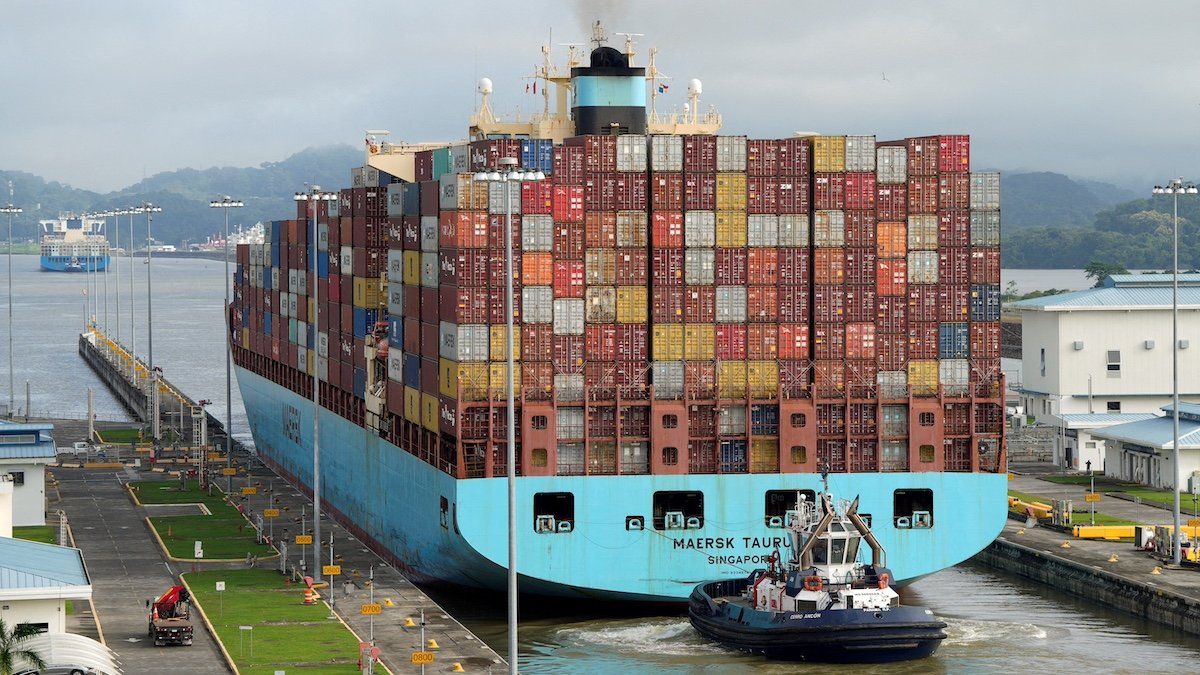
[1,188,22,417]
[210,197,244,495]
[141,203,163,441]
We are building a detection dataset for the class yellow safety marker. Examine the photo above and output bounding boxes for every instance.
[1152,566,1163,575]
[427,638,439,649]
[1060,541,1071,549]
[1109,553,1119,563]
[385,598,396,608]
[404,617,416,628]
[452,663,465,672]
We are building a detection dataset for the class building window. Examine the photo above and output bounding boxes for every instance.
[790,413,807,427]
[662,414,678,429]
[533,492,574,533]
[1107,401,1121,412]
[8,471,23,487]
[1040,348,1046,377]
[662,446,679,465]
[791,445,807,464]
[653,491,704,530]
[764,489,816,527]
[531,415,548,430]
[894,488,934,528]
[918,412,935,427]
[1107,350,1121,372]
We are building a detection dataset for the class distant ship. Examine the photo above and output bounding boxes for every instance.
[190,222,266,252]
[40,214,109,272]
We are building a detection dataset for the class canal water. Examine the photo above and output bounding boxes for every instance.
[9,255,1200,670]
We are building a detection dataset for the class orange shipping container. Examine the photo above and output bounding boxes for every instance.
[585,211,617,247]
[778,324,809,359]
[814,248,845,284]
[877,221,907,259]
[877,258,907,296]
[523,252,553,285]
[747,248,779,285]
[846,322,876,360]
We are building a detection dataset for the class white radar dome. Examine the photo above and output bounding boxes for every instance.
[478,78,493,94]
[688,79,702,95]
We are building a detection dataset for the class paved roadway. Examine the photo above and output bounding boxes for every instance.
[55,467,228,674]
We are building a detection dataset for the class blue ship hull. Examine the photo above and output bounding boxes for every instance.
[235,365,1008,602]
[41,255,109,272]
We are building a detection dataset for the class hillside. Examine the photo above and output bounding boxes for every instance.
[999,171,1137,230]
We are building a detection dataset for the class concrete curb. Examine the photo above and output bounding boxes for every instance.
[143,515,279,563]
[179,574,241,675]
[323,592,396,675]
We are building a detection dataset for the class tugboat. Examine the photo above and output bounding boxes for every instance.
[688,480,947,663]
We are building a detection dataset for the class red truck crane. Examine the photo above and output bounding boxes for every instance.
[146,585,195,646]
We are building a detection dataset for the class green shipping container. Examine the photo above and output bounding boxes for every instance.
[431,147,452,181]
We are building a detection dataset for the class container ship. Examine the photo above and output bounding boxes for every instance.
[229,25,1007,602]
[40,213,110,272]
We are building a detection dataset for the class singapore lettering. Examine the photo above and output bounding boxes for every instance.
[671,536,791,566]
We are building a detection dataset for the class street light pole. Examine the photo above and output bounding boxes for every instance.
[1153,178,1198,566]
[141,202,163,441]
[0,195,22,416]
[129,208,137,357]
[210,196,244,494]
[112,209,128,344]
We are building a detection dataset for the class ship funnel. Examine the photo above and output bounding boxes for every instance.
[572,20,646,135]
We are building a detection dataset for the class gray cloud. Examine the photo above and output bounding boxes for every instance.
[1,0,1197,192]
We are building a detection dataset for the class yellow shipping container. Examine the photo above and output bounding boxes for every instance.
[240,328,249,349]
[488,362,522,399]
[439,358,460,398]
[715,173,748,211]
[652,324,684,361]
[684,324,715,360]
[352,277,382,308]
[908,360,939,396]
[716,211,748,247]
[460,363,490,401]
[813,135,847,172]
[404,386,421,424]
[421,393,440,432]
[747,360,779,398]
[750,439,780,474]
[616,286,648,324]
[402,251,421,286]
[718,361,748,398]
[490,324,521,361]
[308,297,316,324]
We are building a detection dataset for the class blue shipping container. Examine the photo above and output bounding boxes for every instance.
[402,182,421,215]
[353,367,367,398]
[403,354,421,388]
[263,311,272,336]
[521,139,554,173]
[364,309,379,331]
[317,252,329,278]
[263,269,272,291]
[750,404,780,435]
[353,308,367,337]
[270,244,280,268]
[969,284,1001,322]
[938,323,969,359]
[271,220,282,244]
[719,440,748,473]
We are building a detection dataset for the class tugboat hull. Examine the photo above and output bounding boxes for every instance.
[688,580,947,663]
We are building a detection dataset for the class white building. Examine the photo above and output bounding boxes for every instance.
[1013,274,1200,469]
[1091,403,1200,490]
[0,422,57,526]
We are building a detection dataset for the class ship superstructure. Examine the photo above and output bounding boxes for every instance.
[40,214,109,272]
[229,24,1008,601]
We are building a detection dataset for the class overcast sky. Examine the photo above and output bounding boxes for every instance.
[2,1,1197,193]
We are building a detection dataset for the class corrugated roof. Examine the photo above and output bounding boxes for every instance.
[1090,416,1200,450]
[0,538,89,589]
[0,446,57,460]
[0,420,57,460]
[1059,412,1158,425]
[1104,274,1200,287]
[1014,274,1200,311]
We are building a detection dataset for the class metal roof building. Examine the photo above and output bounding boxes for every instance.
[1091,404,1200,489]
[0,422,56,527]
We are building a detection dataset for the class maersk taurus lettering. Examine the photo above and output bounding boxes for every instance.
[282,403,301,444]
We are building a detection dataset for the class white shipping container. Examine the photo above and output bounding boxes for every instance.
[585,286,616,323]
[845,135,877,171]
[295,270,306,295]
[288,293,299,318]
[970,211,1001,247]
[387,348,403,381]
[877,370,907,399]
[270,268,280,292]
[877,146,907,184]
[718,406,747,435]
[488,181,522,215]
[684,211,716,247]
[970,172,1001,210]
[296,320,308,348]
[420,251,439,288]
[386,182,405,217]
[621,441,649,474]
[939,359,970,395]
[556,407,585,439]
[438,172,461,211]
[907,251,939,284]
[650,135,683,171]
[747,214,779,247]
[327,197,339,218]
[450,143,470,173]
[440,322,490,361]
[317,331,329,358]
[684,248,715,285]
[387,282,404,316]
[813,210,845,247]
[553,298,585,335]
[522,214,553,251]
[297,346,308,372]
[340,245,353,273]
[616,134,647,171]
[317,223,329,251]
[907,215,938,251]
[616,211,648,247]
[420,216,439,252]
[522,286,553,323]
[715,286,747,323]
[778,214,810,246]
[716,136,747,171]
[387,250,404,282]
[652,361,684,399]
[585,249,616,285]
[554,374,585,402]
[316,355,328,382]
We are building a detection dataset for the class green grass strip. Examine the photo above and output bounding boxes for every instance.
[13,525,57,545]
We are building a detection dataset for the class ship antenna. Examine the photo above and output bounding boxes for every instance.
[819,460,830,498]
[590,20,607,49]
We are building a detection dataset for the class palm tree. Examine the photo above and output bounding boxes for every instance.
[0,618,46,675]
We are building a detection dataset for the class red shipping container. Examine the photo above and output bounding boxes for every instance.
[420,356,439,392]
[652,212,684,247]
[970,247,1001,284]
[553,260,585,298]
[939,135,970,173]
[487,288,521,324]
[651,247,684,286]
[421,287,439,324]
[846,360,879,399]
[970,322,1001,359]
[876,184,907,221]
[616,248,648,285]
[552,335,584,373]
[552,185,585,223]
[686,362,717,399]
[470,139,521,170]
[778,285,809,323]
[938,285,969,322]
[683,173,716,211]
[421,323,439,360]
[440,286,489,324]
[439,249,489,287]
[814,323,845,359]
[523,325,554,361]
[776,177,810,213]
[715,248,748,285]
[747,248,779,285]
[404,285,420,316]
[747,286,779,322]
[553,221,585,259]
[846,322,876,360]
[615,360,649,398]
[684,285,716,323]
[585,211,617,247]
[877,258,907,296]
[747,177,779,214]
[683,135,716,173]
[778,324,809,359]
[938,173,971,211]
[814,248,845,284]
[747,324,778,360]
[814,285,844,323]
[652,286,684,323]
[908,322,939,359]
[845,172,877,211]
[876,296,908,332]
[778,248,810,281]
[814,173,846,210]
[877,334,907,371]
[908,176,939,214]
[487,214,522,250]
[439,211,488,248]
[777,137,811,175]
[584,173,617,211]
[747,139,779,176]
[489,251,522,288]
[584,323,616,361]
[553,145,585,185]
[845,211,877,249]
[938,210,970,247]
[415,151,433,182]
[328,273,341,303]
[907,285,939,323]
[419,181,439,217]
[651,173,683,210]
[615,172,648,210]
[522,181,553,215]
[523,361,554,399]
[906,136,940,176]
[939,248,970,286]
[780,359,811,398]
[582,362,615,400]
[844,249,877,286]
[716,324,747,360]
[569,135,617,173]
[844,286,876,322]
[615,325,648,361]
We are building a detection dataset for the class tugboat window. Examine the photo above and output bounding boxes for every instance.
[533,492,574,533]
[653,491,703,530]
[830,536,847,563]
[894,489,934,529]
[764,489,816,527]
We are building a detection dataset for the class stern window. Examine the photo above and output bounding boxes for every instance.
[764,489,816,527]
[894,488,934,529]
[653,491,704,530]
[533,492,574,533]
